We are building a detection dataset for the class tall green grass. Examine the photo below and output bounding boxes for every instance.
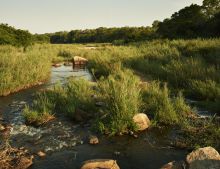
[142,82,192,125]
[23,78,96,125]
[0,45,51,96]
[96,67,142,135]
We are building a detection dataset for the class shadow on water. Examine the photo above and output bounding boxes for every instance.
[0,65,188,169]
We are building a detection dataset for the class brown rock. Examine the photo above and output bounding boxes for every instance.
[186,146,220,169]
[73,56,88,65]
[161,161,185,169]
[133,113,150,131]
[37,151,46,157]
[15,156,33,169]
[89,135,99,145]
[81,159,120,169]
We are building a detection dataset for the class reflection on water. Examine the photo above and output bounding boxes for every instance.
[49,65,93,86]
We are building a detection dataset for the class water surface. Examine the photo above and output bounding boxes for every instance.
[0,66,188,169]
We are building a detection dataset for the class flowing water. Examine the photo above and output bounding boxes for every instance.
[0,65,189,169]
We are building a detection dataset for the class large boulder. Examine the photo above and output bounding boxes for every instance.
[186,147,220,169]
[73,56,88,65]
[81,159,120,169]
[133,113,150,131]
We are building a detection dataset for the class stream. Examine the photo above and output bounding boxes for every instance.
[0,65,189,169]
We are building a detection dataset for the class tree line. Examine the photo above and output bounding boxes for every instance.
[0,0,219,47]
[0,24,32,48]
[48,0,220,43]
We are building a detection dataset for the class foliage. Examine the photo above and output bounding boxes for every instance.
[49,26,157,44]
[23,78,95,124]
[142,82,178,125]
[65,78,96,114]
[182,117,220,150]
[189,80,220,101]
[33,34,50,43]
[157,0,220,38]
[142,82,194,126]
[0,45,51,96]
[96,67,141,135]
[23,91,55,126]
[0,24,32,48]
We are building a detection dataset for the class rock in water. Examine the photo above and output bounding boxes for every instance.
[186,146,220,169]
[81,159,120,169]
[37,151,46,157]
[89,135,99,145]
[73,56,88,65]
[160,161,185,169]
[133,113,150,131]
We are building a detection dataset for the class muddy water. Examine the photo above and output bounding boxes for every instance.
[0,66,188,169]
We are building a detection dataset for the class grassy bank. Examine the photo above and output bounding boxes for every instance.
[0,45,51,96]
[1,39,219,112]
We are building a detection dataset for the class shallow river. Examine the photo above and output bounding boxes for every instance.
[0,65,188,169]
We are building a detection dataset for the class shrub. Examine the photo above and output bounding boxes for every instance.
[65,78,96,118]
[23,91,55,126]
[173,92,193,120]
[163,57,217,88]
[0,45,51,96]
[143,82,180,125]
[188,80,220,101]
[96,68,141,135]
[23,78,96,124]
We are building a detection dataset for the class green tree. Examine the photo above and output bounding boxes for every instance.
[203,0,220,18]
[158,4,206,38]
[15,29,32,49]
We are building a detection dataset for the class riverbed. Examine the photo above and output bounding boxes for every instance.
[0,65,188,169]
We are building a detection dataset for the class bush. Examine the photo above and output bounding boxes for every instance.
[163,57,217,88]
[23,91,55,126]
[173,92,193,119]
[96,68,141,135]
[65,78,96,118]
[189,80,220,101]
[142,82,192,125]
[142,82,178,125]
[0,45,51,96]
[23,78,96,124]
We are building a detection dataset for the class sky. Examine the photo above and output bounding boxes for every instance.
[0,0,203,34]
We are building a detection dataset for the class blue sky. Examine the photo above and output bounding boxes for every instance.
[0,0,203,33]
